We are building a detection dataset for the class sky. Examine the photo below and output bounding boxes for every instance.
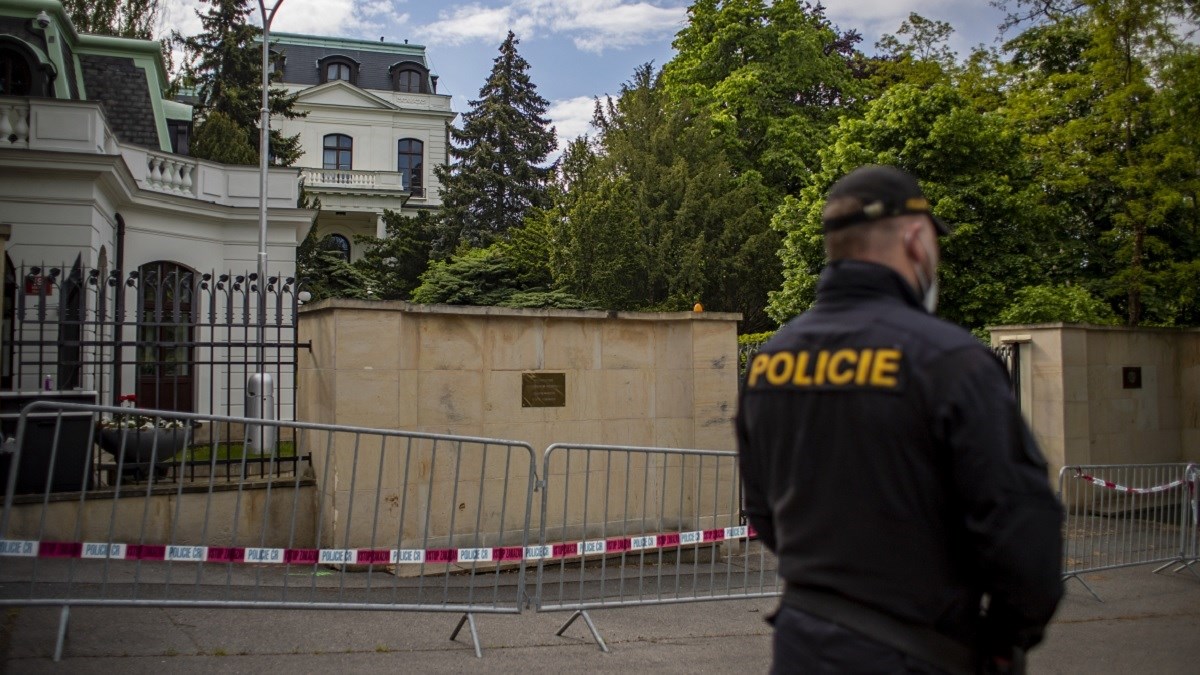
[158,0,1016,153]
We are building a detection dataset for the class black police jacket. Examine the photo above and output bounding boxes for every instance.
[736,260,1063,658]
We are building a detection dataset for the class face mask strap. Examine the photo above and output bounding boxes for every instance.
[905,228,938,313]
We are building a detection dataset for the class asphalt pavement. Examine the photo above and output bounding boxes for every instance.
[1,563,1197,674]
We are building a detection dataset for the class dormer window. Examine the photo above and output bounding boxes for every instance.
[0,39,53,98]
[268,49,285,79]
[0,46,33,95]
[318,55,359,85]
[389,61,430,94]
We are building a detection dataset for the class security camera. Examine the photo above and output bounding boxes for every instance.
[35,11,51,29]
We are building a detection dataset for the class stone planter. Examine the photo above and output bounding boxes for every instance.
[97,427,188,471]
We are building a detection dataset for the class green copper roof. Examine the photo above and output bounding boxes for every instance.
[268,32,427,56]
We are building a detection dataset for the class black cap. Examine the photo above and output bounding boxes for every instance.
[821,165,949,235]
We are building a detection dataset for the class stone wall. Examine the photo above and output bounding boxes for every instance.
[296,301,743,547]
[990,324,1200,478]
[4,482,316,548]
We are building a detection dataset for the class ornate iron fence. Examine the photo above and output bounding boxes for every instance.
[4,261,306,423]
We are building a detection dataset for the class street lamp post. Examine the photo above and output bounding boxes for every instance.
[249,0,285,454]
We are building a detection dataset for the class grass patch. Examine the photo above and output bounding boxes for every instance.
[177,441,295,462]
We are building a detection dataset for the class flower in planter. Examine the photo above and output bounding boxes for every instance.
[98,394,188,430]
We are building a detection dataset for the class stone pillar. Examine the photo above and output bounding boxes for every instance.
[375,213,387,239]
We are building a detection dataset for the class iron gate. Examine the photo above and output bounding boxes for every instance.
[4,260,306,421]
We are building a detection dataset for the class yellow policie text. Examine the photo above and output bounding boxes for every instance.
[746,348,902,390]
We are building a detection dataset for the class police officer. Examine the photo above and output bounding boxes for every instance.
[736,165,1063,674]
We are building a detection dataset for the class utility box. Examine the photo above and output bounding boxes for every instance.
[245,373,277,455]
[0,391,98,495]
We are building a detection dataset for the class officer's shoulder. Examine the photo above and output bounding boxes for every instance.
[913,312,985,352]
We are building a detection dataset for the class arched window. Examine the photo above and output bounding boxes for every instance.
[137,261,196,412]
[395,69,422,93]
[389,61,429,93]
[326,62,350,81]
[323,134,352,170]
[318,55,358,85]
[326,234,351,262]
[397,139,423,196]
[0,46,34,96]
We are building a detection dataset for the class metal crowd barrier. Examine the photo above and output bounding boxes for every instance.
[532,443,781,651]
[0,401,538,661]
[1058,462,1199,600]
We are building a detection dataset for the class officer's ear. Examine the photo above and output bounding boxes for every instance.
[901,221,925,262]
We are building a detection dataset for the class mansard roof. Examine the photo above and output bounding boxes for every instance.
[270,32,431,91]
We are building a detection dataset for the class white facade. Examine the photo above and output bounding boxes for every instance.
[0,2,315,418]
[270,33,456,260]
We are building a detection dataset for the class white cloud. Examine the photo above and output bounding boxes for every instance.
[547,95,599,147]
[159,0,204,38]
[418,0,686,53]
[822,0,1007,56]
[420,4,535,47]
[160,0,410,41]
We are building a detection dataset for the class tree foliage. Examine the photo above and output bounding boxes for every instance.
[410,244,593,309]
[434,31,557,253]
[768,83,1056,327]
[871,13,959,89]
[188,110,256,165]
[62,0,161,39]
[996,0,1200,325]
[996,284,1121,325]
[352,211,435,301]
[175,0,303,166]
[295,225,370,302]
[547,65,780,329]
[662,0,868,196]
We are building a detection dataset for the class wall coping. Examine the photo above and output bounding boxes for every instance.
[989,322,1200,335]
[299,298,743,322]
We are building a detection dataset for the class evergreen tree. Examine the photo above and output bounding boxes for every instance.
[352,210,435,300]
[434,31,557,253]
[188,110,257,165]
[295,224,370,301]
[550,65,780,328]
[176,0,303,166]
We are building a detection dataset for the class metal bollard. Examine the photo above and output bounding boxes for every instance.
[245,373,277,455]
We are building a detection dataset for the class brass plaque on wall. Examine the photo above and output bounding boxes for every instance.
[522,372,566,407]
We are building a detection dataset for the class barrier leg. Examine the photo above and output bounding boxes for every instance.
[556,610,609,653]
[1062,573,1102,602]
[53,605,70,662]
[449,612,483,658]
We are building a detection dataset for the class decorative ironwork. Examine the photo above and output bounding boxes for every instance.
[992,342,1022,415]
[6,261,307,422]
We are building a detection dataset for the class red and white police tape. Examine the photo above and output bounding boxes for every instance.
[0,525,756,565]
[1071,468,1192,495]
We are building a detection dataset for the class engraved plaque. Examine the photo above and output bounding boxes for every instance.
[522,372,566,407]
[1122,366,1142,389]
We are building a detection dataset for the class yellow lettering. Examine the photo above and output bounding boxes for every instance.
[855,349,874,385]
[813,351,830,385]
[870,349,902,387]
[766,352,795,386]
[747,353,771,387]
[792,351,813,385]
[827,350,857,385]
